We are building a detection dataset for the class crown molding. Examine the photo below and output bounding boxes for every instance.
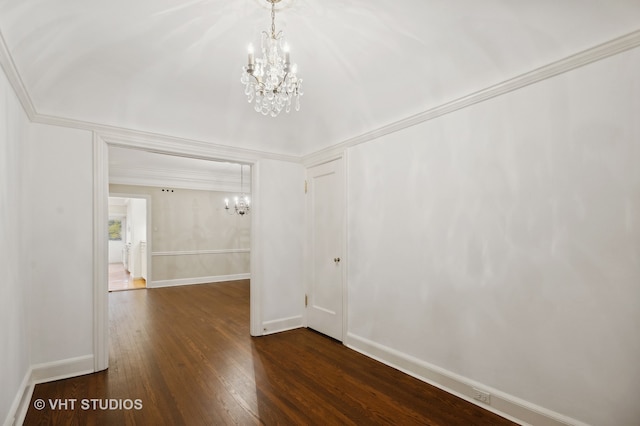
[0,29,37,120]
[302,28,640,166]
[0,26,298,164]
[50,118,299,164]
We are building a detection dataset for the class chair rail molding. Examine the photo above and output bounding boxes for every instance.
[152,248,250,256]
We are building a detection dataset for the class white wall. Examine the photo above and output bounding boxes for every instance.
[108,238,124,264]
[0,55,30,425]
[0,61,93,425]
[130,198,146,244]
[346,47,640,425]
[24,123,94,365]
[252,160,305,334]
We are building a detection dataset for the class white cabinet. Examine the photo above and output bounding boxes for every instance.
[140,241,147,280]
[123,243,131,271]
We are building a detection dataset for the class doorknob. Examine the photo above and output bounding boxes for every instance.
[334,257,341,263]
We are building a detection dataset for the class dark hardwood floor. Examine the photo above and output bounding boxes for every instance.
[24,280,515,425]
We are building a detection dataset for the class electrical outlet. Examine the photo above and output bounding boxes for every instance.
[472,388,491,404]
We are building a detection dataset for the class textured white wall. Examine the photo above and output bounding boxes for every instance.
[252,160,305,330]
[347,47,640,425]
[0,56,30,425]
[24,123,94,365]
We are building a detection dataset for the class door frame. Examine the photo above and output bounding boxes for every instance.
[304,153,349,342]
[92,133,261,371]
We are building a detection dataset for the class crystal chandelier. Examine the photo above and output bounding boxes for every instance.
[241,0,303,117]
[225,164,251,216]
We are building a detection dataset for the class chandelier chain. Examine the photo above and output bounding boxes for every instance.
[271,1,276,39]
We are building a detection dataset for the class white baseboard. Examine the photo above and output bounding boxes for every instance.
[3,369,30,426]
[261,315,303,335]
[345,333,587,426]
[29,355,95,385]
[150,273,250,288]
[7,355,94,426]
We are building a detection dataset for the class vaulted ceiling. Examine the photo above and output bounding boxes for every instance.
[1,0,639,158]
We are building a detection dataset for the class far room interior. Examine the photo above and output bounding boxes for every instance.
[108,147,253,292]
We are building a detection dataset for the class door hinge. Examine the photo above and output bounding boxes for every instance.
[304,180,308,194]
[305,294,308,307]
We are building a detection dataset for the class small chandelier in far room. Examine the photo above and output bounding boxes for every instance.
[225,164,251,216]
[241,0,303,117]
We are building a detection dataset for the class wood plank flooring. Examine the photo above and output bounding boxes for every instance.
[24,280,516,425]
[108,263,146,292]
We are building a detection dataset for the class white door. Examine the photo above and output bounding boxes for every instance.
[306,158,344,341]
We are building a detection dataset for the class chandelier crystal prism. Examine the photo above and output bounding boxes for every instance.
[241,0,303,117]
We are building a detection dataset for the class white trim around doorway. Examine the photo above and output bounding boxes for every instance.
[92,132,261,372]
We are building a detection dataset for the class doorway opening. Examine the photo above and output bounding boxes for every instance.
[108,196,148,291]
[94,137,259,372]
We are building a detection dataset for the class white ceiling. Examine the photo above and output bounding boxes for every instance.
[1,0,639,157]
